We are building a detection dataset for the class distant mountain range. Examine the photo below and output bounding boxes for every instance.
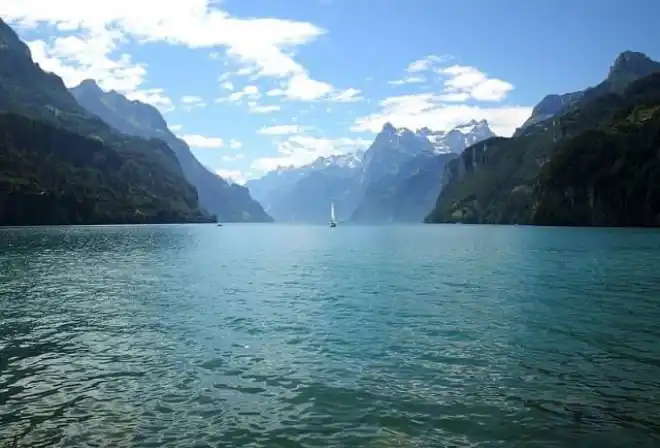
[247,119,495,223]
[426,51,660,226]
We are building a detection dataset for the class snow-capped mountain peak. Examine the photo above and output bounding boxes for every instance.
[452,119,490,137]
[381,122,397,134]
[259,120,495,182]
[414,119,495,154]
[310,150,365,170]
[380,122,418,140]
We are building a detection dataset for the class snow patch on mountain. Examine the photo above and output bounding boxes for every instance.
[310,150,365,170]
[415,119,495,154]
[259,120,495,181]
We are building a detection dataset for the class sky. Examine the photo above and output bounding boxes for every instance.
[2,0,660,184]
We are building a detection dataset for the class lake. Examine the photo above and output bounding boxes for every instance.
[1,224,660,447]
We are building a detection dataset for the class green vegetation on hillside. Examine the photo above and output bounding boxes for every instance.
[425,60,660,227]
[0,18,216,226]
[0,113,214,225]
[531,97,660,226]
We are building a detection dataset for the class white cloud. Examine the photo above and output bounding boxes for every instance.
[227,91,244,102]
[169,124,183,132]
[217,84,261,103]
[440,65,513,101]
[269,76,361,102]
[248,103,281,114]
[235,66,257,77]
[222,153,246,162]
[389,55,513,102]
[283,74,332,101]
[351,93,531,137]
[243,85,259,95]
[229,139,243,149]
[360,56,527,135]
[252,135,371,172]
[1,1,323,65]
[25,30,138,91]
[330,88,362,102]
[388,76,425,86]
[181,134,224,149]
[2,0,359,109]
[181,95,204,104]
[406,55,451,73]
[221,80,234,91]
[23,29,175,112]
[216,169,247,185]
[436,92,471,102]
[266,88,285,97]
[259,124,305,135]
[180,95,206,111]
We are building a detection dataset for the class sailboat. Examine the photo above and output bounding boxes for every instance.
[329,202,337,227]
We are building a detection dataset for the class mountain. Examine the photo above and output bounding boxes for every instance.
[425,51,660,226]
[602,51,660,93]
[248,151,365,222]
[0,19,85,119]
[248,150,364,211]
[70,80,273,223]
[350,151,457,222]
[268,167,362,222]
[349,121,493,222]
[515,51,660,137]
[359,123,434,191]
[0,18,211,225]
[248,120,495,223]
[531,73,660,226]
[419,119,495,153]
[515,93,584,134]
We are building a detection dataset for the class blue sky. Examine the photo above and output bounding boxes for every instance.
[2,0,660,184]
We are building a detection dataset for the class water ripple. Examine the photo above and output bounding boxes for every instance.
[1,224,660,447]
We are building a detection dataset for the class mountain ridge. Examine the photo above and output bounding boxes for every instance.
[425,50,660,226]
[0,19,213,225]
[516,51,660,137]
[70,79,273,222]
[248,119,495,223]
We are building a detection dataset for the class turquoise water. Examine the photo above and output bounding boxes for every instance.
[1,224,660,447]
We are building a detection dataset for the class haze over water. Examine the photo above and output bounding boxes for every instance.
[1,224,660,447]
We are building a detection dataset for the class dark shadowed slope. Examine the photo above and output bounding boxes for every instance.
[0,18,212,225]
[531,73,660,226]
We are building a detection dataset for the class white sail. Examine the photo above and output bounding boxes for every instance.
[330,202,336,222]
